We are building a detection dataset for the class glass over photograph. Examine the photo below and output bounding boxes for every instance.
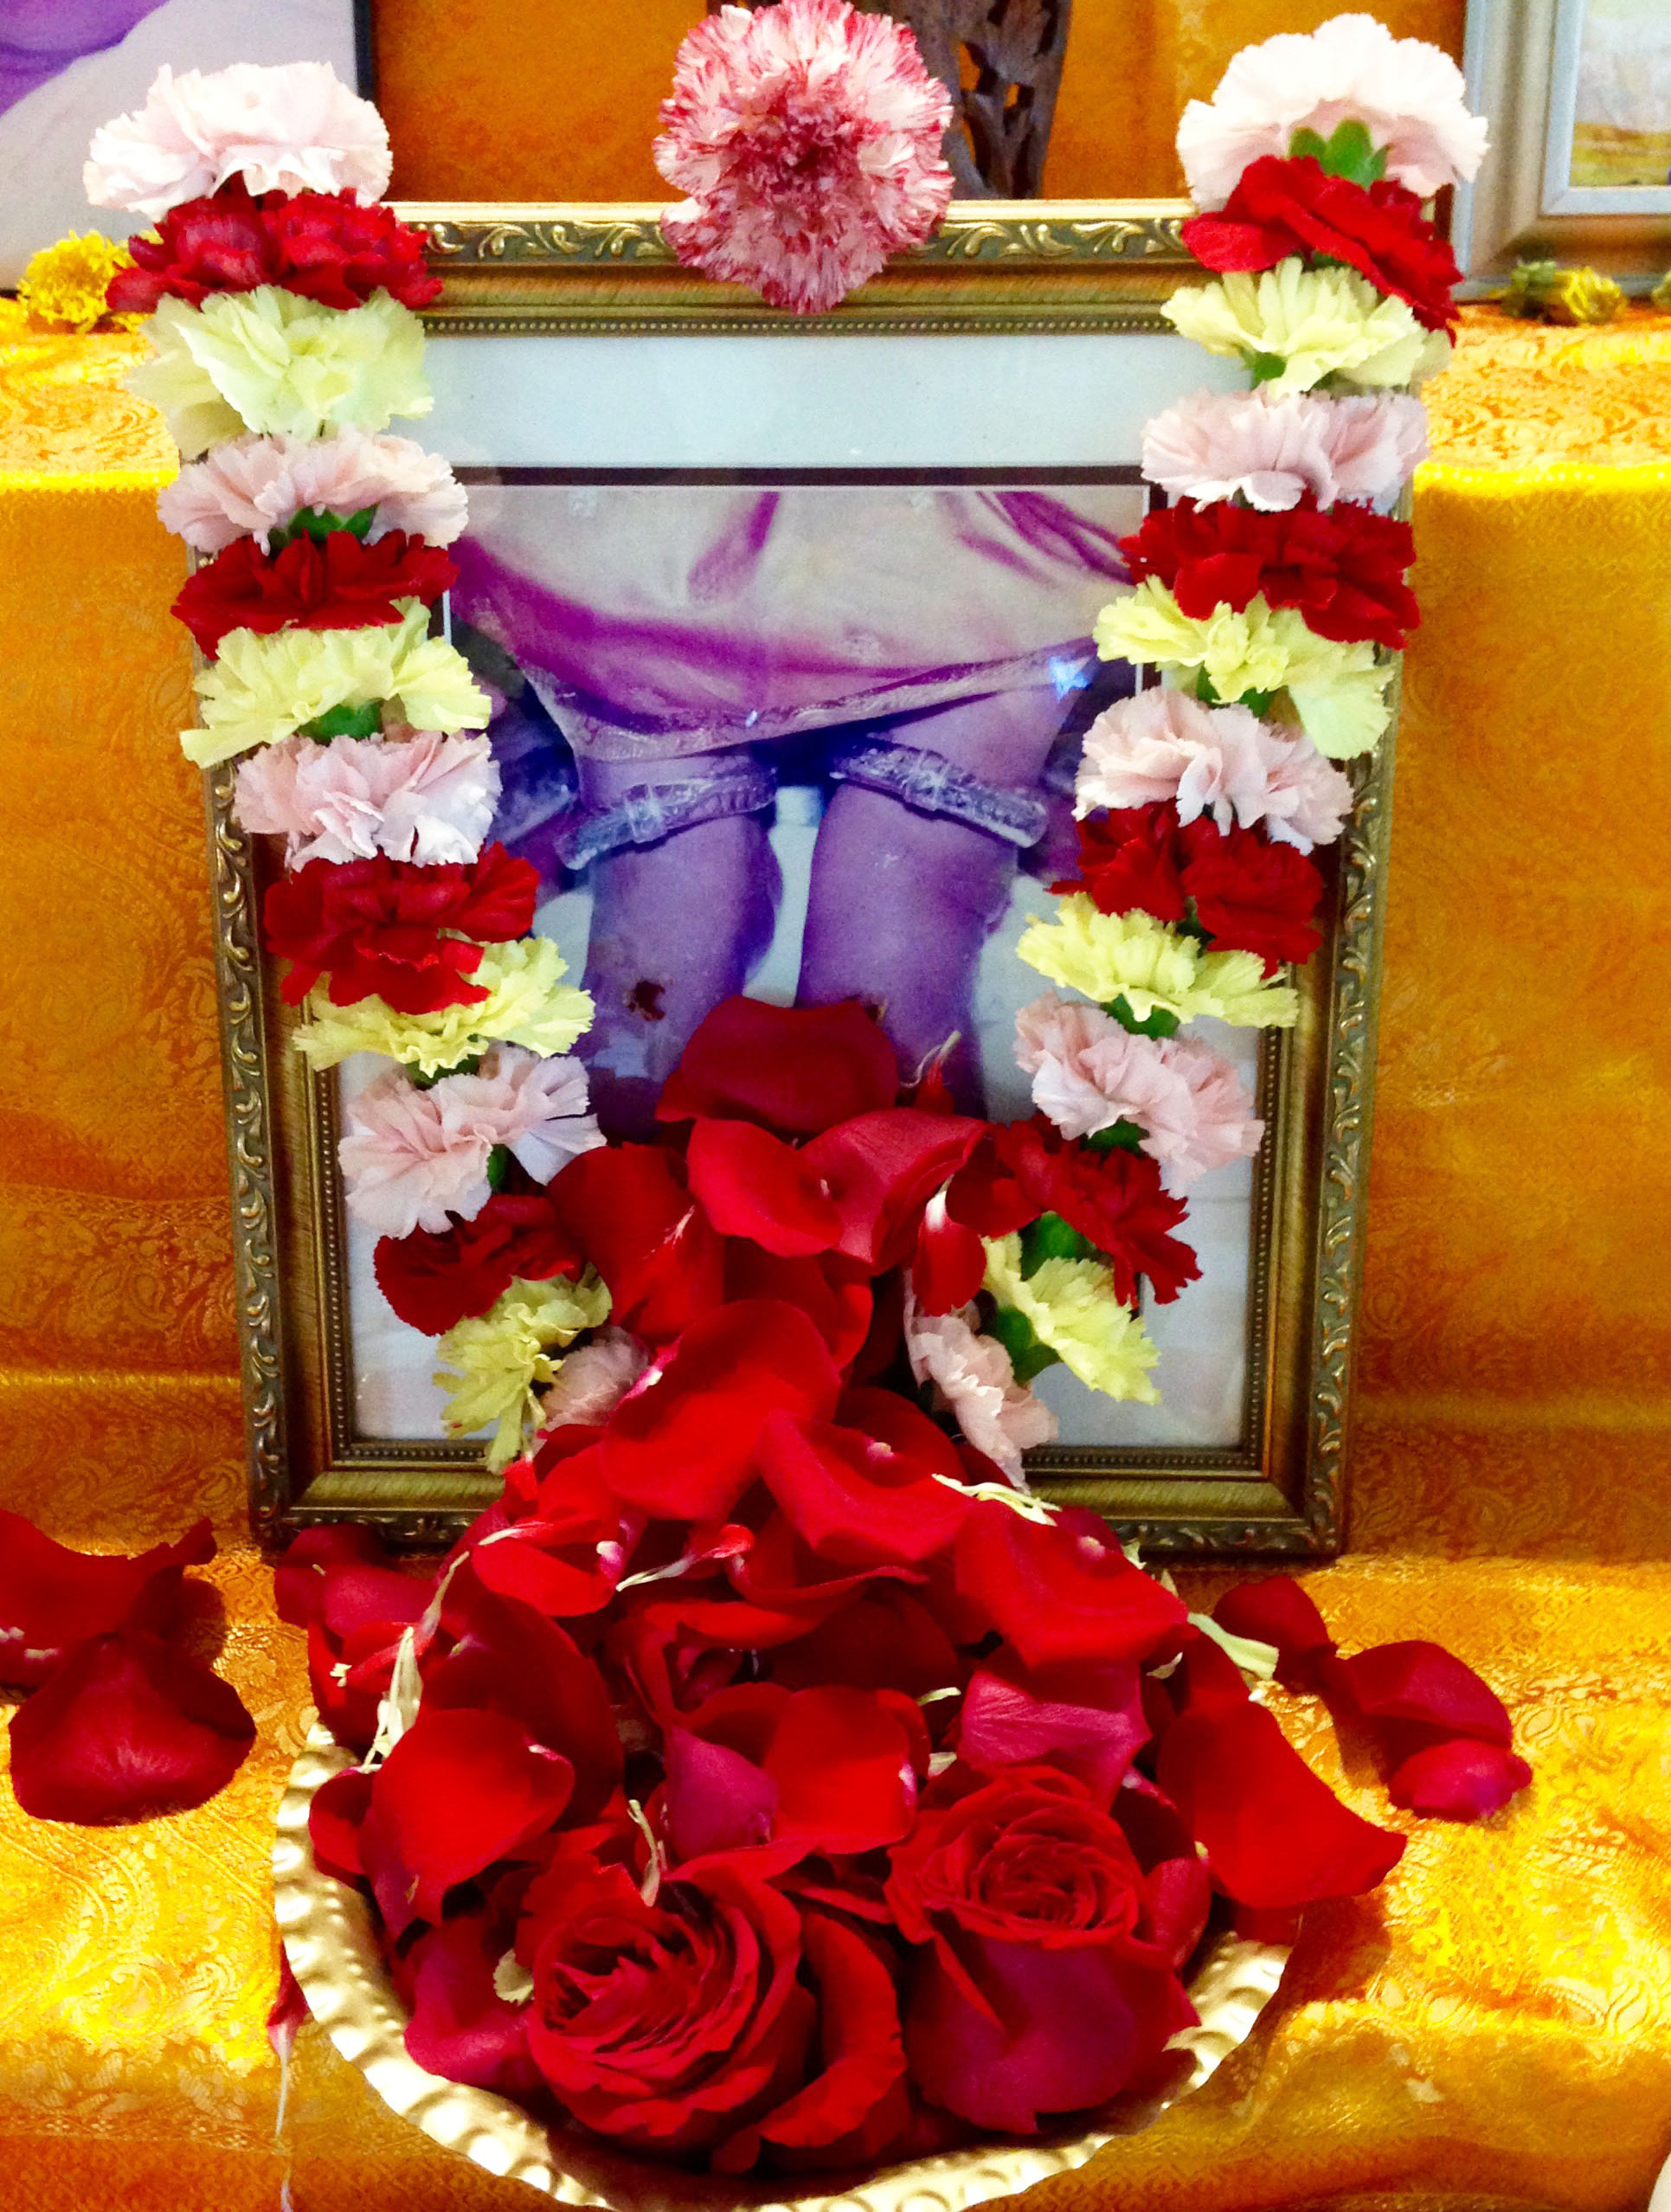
[343,468,1271,1459]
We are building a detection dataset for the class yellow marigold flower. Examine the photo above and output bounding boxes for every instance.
[292,937,595,1078]
[16,231,135,335]
[128,285,431,457]
[1504,259,1624,326]
[1017,895,1299,1031]
[185,601,488,767]
[982,1234,1160,1405]
[435,1272,613,1469]
[1164,260,1451,396]
[1095,581,1392,760]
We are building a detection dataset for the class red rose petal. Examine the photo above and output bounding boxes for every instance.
[910,1193,987,1315]
[656,996,900,1136]
[663,1725,781,1861]
[686,1118,842,1257]
[1337,1640,1515,1746]
[800,1109,985,1270]
[959,1652,1148,1803]
[755,1409,967,1568]
[361,1707,575,1926]
[273,1523,391,1629]
[723,1243,874,1371]
[762,1686,920,1854]
[602,1300,842,1521]
[0,1512,215,1688]
[1212,1574,1336,1690]
[308,1765,373,1881]
[954,1501,1187,1669]
[550,1142,724,1345]
[9,1629,254,1825]
[1386,1739,1532,1820]
[1156,1696,1405,1909]
[404,1911,542,2098]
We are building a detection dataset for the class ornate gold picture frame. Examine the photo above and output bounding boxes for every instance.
[207,205,1394,1556]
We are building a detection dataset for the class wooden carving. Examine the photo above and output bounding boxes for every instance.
[704,0,1073,197]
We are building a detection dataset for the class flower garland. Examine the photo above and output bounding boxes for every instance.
[63,20,1533,2167]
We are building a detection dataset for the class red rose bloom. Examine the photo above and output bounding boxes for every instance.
[884,1765,1201,2132]
[1121,498,1418,651]
[516,1833,907,2170]
[375,1190,584,1337]
[173,530,458,655]
[1179,155,1462,333]
[262,844,539,1013]
[107,179,440,314]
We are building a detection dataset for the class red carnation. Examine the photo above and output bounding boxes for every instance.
[173,530,457,656]
[107,179,440,315]
[1178,816,1325,973]
[948,1117,1199,1306]
[1121,498,1418,651]
[262,844,538,1013]
[375,1191,584,1337]
[1180,155,1461,334]
[1057,805,1188,923]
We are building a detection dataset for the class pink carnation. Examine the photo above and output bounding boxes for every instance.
[233,731,501,869]
[158,428,468,554]
[536,1329,650,1434]
[339,1050,601,1239]
[653,0,954,316]
[904,1297,1057,1482]
[1176,14,1488,209]
[86,61,391,222]
[1076,688,1353,854]
[1142,388,1428,513]
[1015,994,1263,1190]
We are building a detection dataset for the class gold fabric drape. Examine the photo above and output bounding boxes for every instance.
[1,309,1668,2208]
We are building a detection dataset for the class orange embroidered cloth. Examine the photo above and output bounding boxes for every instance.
[1,306,1668,2209]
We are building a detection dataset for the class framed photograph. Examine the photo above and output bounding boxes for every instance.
[0,0,373,287]
[210,206,1396,1556]
[1455,0,1671,287]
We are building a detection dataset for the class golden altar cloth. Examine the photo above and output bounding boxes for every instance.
[0,310,1668,2210]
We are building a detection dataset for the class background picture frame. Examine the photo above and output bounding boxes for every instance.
[209,206,1397,1559]
[1455,0,1671,289]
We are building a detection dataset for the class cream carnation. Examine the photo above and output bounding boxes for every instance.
[159,428,468,554]
[1017,897,1299,1032]
[1076,687,1352,852]
[1095,583,1393,761]
[293,938,594,1078]
[339,1048,601,1239]
[1141,387,1429,512]
[1164,264,1448,399]
[130,287,431,459]
[233,730,501,868]
[1176,13,1488,209]
[188,604,488,768]
[981,1238,1160,1406]
[86,61,390,220]
[904,1297,1057,1482]
[435,1275,613,1469]
[1014,994,1263,1189]
[655,0,954,315]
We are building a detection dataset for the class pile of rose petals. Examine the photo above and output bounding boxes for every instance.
[281,1426,1529,2170]
[1,1512,254,1823]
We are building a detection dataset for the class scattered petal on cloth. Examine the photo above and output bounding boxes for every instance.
[8,1630,255,1824]
[0,1512,215,1688]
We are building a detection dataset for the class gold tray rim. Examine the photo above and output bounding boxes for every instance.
[274,1722,1290,2209]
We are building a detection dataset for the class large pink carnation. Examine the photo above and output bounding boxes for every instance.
[86,61,390,222]
[339,1049,601,1239]
[1076,688,1353,854]
[233,731,500,870]
[159,428,468,555]
[1014,994,1263,1190]
[1142,388,1428,513]
[654,0,954,316]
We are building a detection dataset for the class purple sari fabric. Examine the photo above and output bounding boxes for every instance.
[0,0,169,119]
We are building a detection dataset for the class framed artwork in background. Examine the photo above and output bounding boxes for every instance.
[204,209,1399,1557]
[1455,0,1671,287]
[0,0,373,286]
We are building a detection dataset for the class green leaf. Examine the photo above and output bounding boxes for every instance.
[1238,687,1278,717]
[987,1302,1064,1385]
[1288,126,1329,164]
[485,1143,511,1192]
[1246,349,1289,386]
[410,1052,482,1090]
[1195,670,1223,705]
[302,700,382,740]
[1104,994,1179,1040]
[1087,1119,1146,1155]
[1019,1211,1102,1277]
[274,504,379,546]
[1296,116,1388,187]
